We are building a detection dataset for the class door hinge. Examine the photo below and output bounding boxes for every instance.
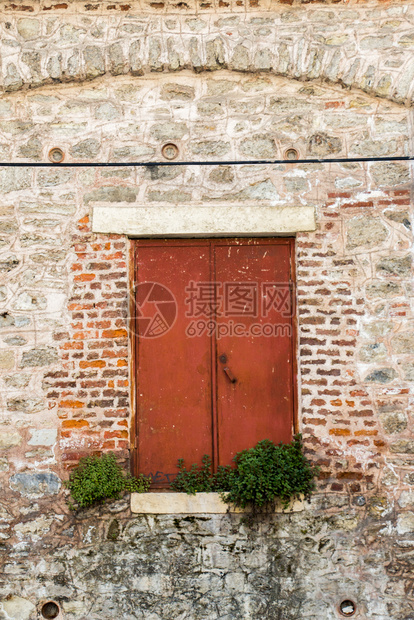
[134,436,138,449]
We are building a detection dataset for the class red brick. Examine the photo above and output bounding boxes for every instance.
[79,360,106,369]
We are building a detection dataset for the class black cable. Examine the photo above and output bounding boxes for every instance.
[0,155,413,167]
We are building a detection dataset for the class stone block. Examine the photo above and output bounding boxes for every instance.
[191,140,230,158]
[13,291,47,311]
[376,255,412,277]
[92,205,316,236]
[0,350,15,370]
[370,162,410,186]
[84,46,105,80]
[209,166,234,184]
[390,440,414,454]
[359,342,387,363]
[231,44,250,72]
[10,472,61,497]
[0,219,17,234]
[37,169,74,187]
[384,209,411,229]
[206,38,226,70]
[14,515,54,541]
[109,43,125,76]
[381,467,399,487]
[284,177,309,193]
[0,596,35,620]
[0,255,20,273]
[149,38,163,71]
[392,333,414,354]
[239,135,277,159]
[7,397,44,414]
[131,492,305,514]
[402,363,414,381]
[209,179,278,202]
[380,412,407,434]
[147,189,192,203]
[3,374,30,388]
[28,429,58,446]
[360,35,393,50]
[70,138,100,159]
[0,168,31,193]
[20,347,58,368]
[352,137,397,157]
[397,512,414,534]
[84,186,137,204]
[150,122,188,141]
[167,38,182,71]
[161,83,195,101]
[4,63,23,92]
[0,431,22,449]
[346,216,388,250]
[17,18,40,40]
[308,133,342,156]
[129,40,143,76]
[365,368,397,383]
[366,282,402,299]
[113,145,155,161]
[398,491,414,508]
[47,55,62,80]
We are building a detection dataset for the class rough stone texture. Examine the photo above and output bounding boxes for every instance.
[0,6,413,619]
[9,472,61,497]
[0,4,414,108]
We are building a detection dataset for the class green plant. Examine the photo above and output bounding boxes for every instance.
[221,435,319,511]
[170,454,233,494]
[65,452,151,510]
[170,435,319,515]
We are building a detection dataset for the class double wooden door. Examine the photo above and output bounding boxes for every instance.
[133,238,296,487]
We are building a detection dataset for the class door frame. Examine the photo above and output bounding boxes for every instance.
[129,237,298,479]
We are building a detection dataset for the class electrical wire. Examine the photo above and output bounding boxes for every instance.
[0,155,413,167]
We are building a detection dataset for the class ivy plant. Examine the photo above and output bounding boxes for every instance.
[170,454,233,494]
[170,435,319,513]
[65,452,151,510]
[221,435,319,511]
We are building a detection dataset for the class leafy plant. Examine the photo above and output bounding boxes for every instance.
[170,454,233,494]
[170,435,319,514]
[221,435,319,511]
[65,452,151,510]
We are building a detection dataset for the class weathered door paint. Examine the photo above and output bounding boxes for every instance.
[214,241,294,465]
[135,243,213,487]
[134,239,296,486]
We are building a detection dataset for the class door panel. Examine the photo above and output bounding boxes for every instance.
[135,243,213,487]
[134,239,295,485]
[214,242,294,466]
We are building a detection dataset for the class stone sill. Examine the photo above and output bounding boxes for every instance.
[92,205,316,237]
[130,492,305,515]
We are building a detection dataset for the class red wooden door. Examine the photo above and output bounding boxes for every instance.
[214,241,294,465]
[134,239,295,486]
[135,242,213,487]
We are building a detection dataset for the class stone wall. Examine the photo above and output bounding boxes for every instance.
[2,2,414,106]
[0,2,414,619]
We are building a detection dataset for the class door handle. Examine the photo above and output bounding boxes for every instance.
[223,366,237,383]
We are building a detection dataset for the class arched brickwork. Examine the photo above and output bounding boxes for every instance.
[2,7,414,105]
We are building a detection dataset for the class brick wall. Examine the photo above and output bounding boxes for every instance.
[46,216,131,466]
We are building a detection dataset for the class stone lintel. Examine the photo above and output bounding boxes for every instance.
[130,492,305,514]
[92,205,316,237]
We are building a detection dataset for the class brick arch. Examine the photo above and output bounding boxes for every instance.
[2,24,414,106]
